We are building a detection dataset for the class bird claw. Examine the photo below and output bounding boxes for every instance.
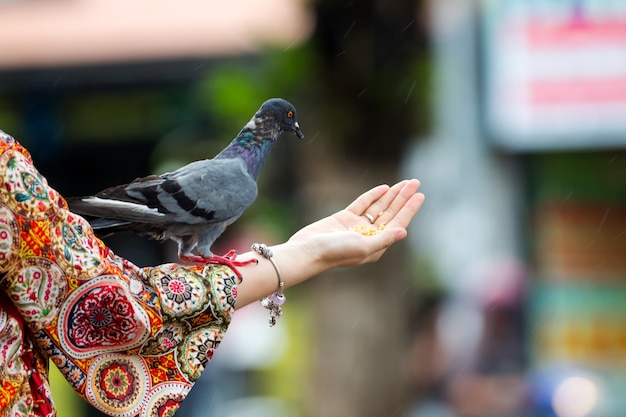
[179,250,257,280]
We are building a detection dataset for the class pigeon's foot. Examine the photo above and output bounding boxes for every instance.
[179,250,258,280]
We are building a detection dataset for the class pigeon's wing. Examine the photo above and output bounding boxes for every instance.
[69,158,258,227]
[158,158,258,225]
[96,175,163,202]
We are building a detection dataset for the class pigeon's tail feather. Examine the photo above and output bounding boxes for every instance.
[89,217,132,230]
[67,196,167,223]
[67,195,170,240]
[81,217,133,239]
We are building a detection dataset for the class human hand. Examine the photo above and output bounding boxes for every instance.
[235,179,424,307]
[289,179,425,269]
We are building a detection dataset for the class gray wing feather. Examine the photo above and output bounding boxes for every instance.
[71,158,257,228]
[128,158,257,225]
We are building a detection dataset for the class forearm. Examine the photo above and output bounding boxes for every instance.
[232,230,405,309]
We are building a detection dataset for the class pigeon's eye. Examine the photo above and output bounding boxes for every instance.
[286,111,294,118]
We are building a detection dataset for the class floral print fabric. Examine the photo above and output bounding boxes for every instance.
[0,131,239,417]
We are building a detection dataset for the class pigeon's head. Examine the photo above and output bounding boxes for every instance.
[258,98,304,139]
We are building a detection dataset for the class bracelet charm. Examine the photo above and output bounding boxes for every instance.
[260,293,285,327]
[251,243,285,327]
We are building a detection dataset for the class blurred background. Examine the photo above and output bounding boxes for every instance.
[1,0,625,416]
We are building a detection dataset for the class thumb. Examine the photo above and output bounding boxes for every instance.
[369,226,407,252]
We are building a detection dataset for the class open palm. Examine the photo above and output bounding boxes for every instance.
[288,179,424,268]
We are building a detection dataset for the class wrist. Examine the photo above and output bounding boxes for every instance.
[233,239,326,309]
[273,238,327,288]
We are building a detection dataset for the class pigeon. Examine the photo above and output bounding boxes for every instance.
[68,98,303,266]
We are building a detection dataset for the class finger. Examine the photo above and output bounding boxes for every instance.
[360,180,408,223]
[386,192,425,229]
[346,184,390,215]
[377,179,421,225]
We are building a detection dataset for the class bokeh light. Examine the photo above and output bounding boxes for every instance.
[552,376,598,417]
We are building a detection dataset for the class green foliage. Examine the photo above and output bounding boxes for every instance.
[0,97,22,137]
[198,65,265,130]
[62,90,177,142]
[531,152,626,204]
[239,196,297,241]
[196,47,317,136]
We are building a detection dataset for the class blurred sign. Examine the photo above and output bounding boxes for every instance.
[483,0,626,149]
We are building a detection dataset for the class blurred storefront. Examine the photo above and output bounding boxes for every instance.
[528,153,626,416]
[485,2,626,415]
[407,1,626,416]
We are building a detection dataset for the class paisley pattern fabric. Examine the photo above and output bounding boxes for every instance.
[0,131,240,417]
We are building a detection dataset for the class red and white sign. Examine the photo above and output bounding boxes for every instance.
[484,2,626,149]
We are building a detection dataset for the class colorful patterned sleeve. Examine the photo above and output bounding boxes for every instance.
[0,131,240,417]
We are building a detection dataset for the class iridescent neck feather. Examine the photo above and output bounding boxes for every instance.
[215,116,280,180]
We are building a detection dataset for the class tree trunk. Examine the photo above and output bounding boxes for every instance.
[296,140,413,417]
[296,0,429,414]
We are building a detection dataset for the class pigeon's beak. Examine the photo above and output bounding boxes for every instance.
[294,122,304,139]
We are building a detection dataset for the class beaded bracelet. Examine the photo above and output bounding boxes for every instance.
[251,243,285,327]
